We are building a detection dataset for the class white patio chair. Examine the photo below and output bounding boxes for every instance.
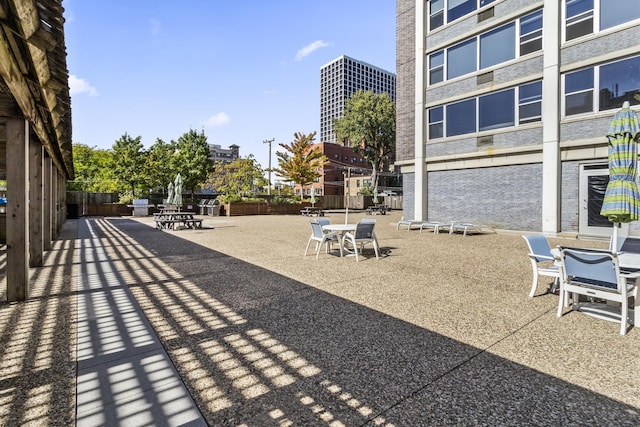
[522,235,560,297]
[342,220,379,261]
[557,247,639,335]
[304,220,338,259]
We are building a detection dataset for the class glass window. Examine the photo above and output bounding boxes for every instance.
[479,89,515,131]
[446,99,476,136]
[480,23,515,69]
[519,81,542,123]
[600,0,640,30]
[447,38,477,80]
[565,68,594,115]
[479,0,496,5]
[429,50,445,84]
[520,10,543,55]
[430,0,444,30]
[599,55,640,111]
[565,0,593,41]
[428,106,444,139]
[448,0,476,23]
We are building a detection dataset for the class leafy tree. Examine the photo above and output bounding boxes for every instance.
[145,138,176,195]
[69,143,118,192]
[209,155,267,200]
[172,129,214,199]
[111,133,147,196]
[333,90,396,195]
[273,131,327,196]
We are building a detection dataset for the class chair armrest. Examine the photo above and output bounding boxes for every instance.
[527,253,555,262]
[620,271,640,279]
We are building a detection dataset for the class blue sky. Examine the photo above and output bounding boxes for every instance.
[63,1,396,170]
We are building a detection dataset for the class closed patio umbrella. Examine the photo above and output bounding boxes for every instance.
[310,186,316,207]
[174,173,183,207]
[166,181,174,205]
[600,103,640,250]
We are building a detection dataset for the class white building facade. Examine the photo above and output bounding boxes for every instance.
[396,0,640,236]
[320,55,397,144]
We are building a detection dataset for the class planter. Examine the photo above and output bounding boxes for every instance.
[222,202,320,216]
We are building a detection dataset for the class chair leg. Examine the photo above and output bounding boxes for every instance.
[621,298,628,335]
[529,268,539,297]
[304,238,313,256]
[373,239,379,260]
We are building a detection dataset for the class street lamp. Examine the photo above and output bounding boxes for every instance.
[263,138,274,195]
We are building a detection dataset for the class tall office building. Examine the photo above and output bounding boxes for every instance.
[320,55,396,144]
[396,0,640,236]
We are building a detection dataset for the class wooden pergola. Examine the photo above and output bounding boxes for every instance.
[0,0,73,301]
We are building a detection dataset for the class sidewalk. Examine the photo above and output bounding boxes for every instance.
[1,213,639,426]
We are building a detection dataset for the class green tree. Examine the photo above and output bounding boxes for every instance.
[333,90,396,194]
[145,138,176,195]
[69,143,117,192]
[209,155,267,200]
[172,129,214,199]
[111,133,147,196]
[273,131,327,197]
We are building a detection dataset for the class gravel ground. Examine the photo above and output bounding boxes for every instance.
[1,211,640,426]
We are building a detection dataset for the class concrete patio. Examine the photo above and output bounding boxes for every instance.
[1,210,639,426]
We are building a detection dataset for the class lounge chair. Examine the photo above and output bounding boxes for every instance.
[396,218,422,231]
[557,247,640,335]
[419,221,450,234]
[449,222,494,236]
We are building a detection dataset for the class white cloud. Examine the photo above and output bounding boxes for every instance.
[205,112,230,127]
[69,75,98,96]
[296,40,330,61]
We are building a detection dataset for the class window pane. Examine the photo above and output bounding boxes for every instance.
[479,89,515,131]
[519,81,542,103]
[520,10,543,35]
[600,0,640,30]
[566,16,593,41]
[599,55,640,111]
[430,11,444,29]
[480,23,515,69]
[566,92,593,115]
[429,124,443,139]
[565,68,593,93]
[446,99,476,136]
[519,103,542,123]
[430,68,444,84]
[480,0,496,6]
[448,0,475,22]
[429,51,444,84]
[566,0,593,18]
[447,39,477,79]
[429,106,443,122]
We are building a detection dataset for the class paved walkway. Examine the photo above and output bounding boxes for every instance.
[1,213,640,426]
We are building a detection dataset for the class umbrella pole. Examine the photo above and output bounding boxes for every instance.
[611,223,619,252]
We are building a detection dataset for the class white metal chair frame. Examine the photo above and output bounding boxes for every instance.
[522,235,561,297]
[342,220,379,261]
[557,247,640,335]
[304,220,338,259]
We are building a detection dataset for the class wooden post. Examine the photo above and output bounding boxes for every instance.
[6,117,29,302]
[42,154,51,251]
[29,137,43,267]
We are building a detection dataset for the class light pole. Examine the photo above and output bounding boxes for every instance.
[263,138,274,195]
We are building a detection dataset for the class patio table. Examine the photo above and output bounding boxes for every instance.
[322,223,357,257]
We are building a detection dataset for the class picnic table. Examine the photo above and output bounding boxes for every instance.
[366,205,388,215]
[300,207,324,217]
[154,211,202,230]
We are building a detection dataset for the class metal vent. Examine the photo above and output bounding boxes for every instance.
[477,135,494,147]
[478,7,494,23]
[477,71,494,85]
